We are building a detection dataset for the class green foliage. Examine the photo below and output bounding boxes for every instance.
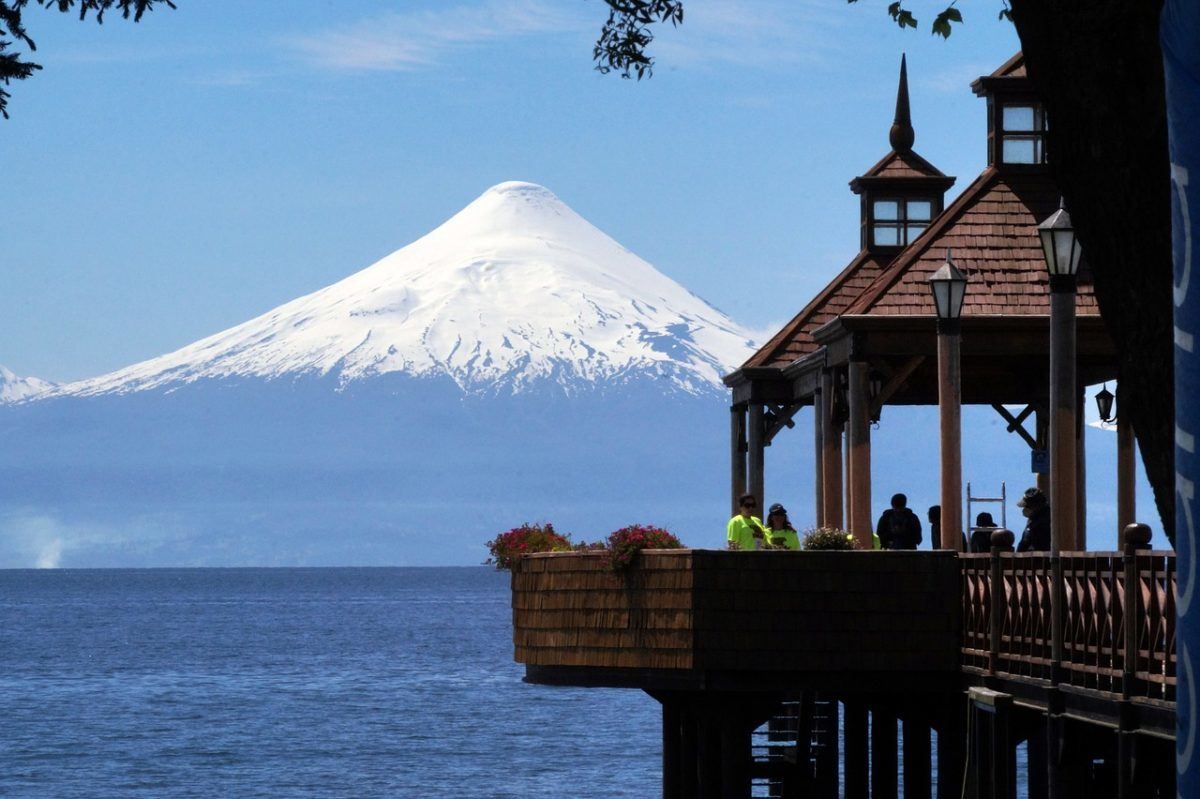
[802,527,859,551]
[931,6,963,39]
[593,0,683,80]
[0,0,176,117]
[888,2,918,30]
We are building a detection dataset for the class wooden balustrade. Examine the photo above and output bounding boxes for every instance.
[959,531,1176,704]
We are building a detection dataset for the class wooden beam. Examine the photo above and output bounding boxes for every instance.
[764,403,801,445]
[991,403,1039,450]
[871,355,925,415]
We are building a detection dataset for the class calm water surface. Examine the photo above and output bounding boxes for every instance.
[0,568,660,798]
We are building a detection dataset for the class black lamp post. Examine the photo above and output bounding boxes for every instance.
[929,249,967,551]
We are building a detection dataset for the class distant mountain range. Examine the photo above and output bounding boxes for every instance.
[0,183,770,567]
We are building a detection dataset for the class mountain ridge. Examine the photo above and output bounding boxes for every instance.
[44,182,756,400]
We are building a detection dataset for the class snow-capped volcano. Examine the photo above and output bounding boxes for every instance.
[0,365,55,403]
[55,182,756,398]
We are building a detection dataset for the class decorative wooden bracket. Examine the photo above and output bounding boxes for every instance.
[991,403,1038,450]
[869,355,925,416]
[763,403,802,445]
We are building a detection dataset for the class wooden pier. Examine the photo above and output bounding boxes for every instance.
[510,529,1176,797]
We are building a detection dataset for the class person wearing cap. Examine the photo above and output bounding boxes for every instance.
[969,512,998,553]
[764,503,800,550]
[727,494,767,550]
[1016,487,1051,552]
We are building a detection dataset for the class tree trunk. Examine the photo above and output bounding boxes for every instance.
[1010,0,1175,544]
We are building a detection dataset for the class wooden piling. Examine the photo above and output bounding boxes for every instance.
[872,707,899,799]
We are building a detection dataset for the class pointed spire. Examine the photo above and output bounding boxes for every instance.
[889,54,915,153]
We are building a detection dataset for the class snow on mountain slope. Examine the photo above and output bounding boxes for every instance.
[0,365,55,403]
[55,182,757,398]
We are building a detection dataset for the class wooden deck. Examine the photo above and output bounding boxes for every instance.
[513,549,960,690]
[512,544,1178,797]
[512,546,1176,732]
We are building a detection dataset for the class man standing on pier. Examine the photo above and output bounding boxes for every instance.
[876,493,922,550]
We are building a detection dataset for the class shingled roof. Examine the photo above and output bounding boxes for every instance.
[740,251,889,369]
[844,168,1100,317]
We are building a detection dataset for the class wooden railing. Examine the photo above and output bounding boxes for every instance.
[960,526,1175,703]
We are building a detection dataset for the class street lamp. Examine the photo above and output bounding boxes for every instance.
[1038,199,1081,555]
[1096,384,1116,423]
[1038,198,1081,685]
[929,249,967,551]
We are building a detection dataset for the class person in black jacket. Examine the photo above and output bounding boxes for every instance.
[1016,488,1051,552]
[876,493,922,550]
[969,512,998,553]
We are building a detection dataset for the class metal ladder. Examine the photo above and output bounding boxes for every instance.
[966,481,1006,549]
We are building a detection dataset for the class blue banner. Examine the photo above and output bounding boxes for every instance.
[1164,0,1200,791]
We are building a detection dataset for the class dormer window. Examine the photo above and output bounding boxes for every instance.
[872,198,933,247]
[999,103,1047,164]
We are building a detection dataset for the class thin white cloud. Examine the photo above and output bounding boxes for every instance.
[282,0,588,72]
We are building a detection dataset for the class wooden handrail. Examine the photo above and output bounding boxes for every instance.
[958,523,1174,704]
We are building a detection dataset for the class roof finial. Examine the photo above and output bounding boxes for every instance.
[889,53,915,153]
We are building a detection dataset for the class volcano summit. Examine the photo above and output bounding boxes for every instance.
[54,182,755,399]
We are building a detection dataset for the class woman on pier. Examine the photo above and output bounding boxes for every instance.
[764,503,800,550]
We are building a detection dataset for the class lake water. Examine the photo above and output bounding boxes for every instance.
[0,568,661,798]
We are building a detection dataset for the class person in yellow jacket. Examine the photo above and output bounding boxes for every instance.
[727,494,767,550]
[764,503,800,550]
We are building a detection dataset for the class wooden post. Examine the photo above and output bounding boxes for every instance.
[663,699,682,799]
[720,714,751,799]
[988,532,1011,676]
[1076,384,1087,550]
[697,713,722,799]
[814,392,825,527]
[845,435,853,531]
[848,361,873,548]
[748,403,766,518]
[1026,722,1049,799]
[937,698,966,799]
[844,701,869,799]
[872,707,899,799]
[814,697,840,797]
[1049,286,1078,554]
[680,701,698,799]
[821,370,844,529]
[1117,417,1136,534]
[937,322,964,552]
[731,405,747,516]
[1036,406,1050,495]
[903,717,932,799]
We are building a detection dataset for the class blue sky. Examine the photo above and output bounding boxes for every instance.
[1,0,1023,382]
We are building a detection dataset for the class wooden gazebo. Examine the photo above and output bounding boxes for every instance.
[724,53,1133,550]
